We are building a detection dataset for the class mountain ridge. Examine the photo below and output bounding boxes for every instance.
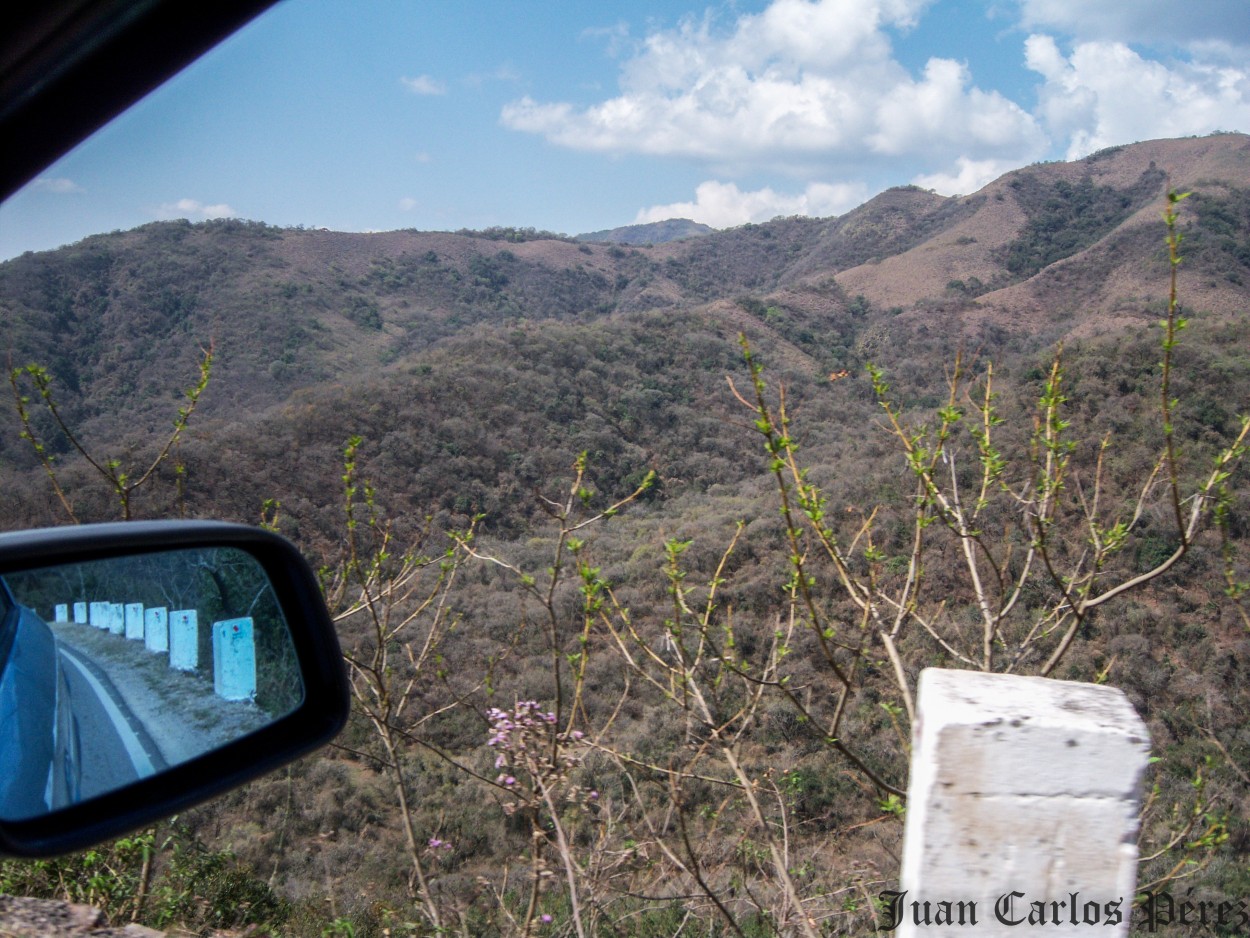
[575,217,715,244]
[1,133,1247,526]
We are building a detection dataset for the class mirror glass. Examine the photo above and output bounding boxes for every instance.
[0,546,304,821]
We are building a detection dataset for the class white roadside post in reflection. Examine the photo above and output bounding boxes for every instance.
[895,669,1151,938]
[212,617,257,701]
[108,602,124,636]
[144,607,169,653]
[89,601,109,629]
[124,603,144,640]
[54,604,68,623]
[73,602,87,624]
[169,609,198,671]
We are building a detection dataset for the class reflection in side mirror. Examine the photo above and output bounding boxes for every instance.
[0,522,348,857]
[0,547,303,821]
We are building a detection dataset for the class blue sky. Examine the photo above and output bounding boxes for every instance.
[2,0,1248,259]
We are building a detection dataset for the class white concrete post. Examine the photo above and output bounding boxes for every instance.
[73,602,87,625]
[107,603,125,636]
[89,601,109,629]
[54,604,68,623]
[212,617,257,702]
[144,607,169,653]
[893,668,1151,937]
[124,603,145,640]
[169,609,199,671]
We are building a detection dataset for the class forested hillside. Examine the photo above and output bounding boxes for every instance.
[1,134,1249,936]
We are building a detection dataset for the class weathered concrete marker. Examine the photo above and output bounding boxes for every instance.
[107,603,124,636]
[211,617,257,702]
[73,602,87,625]
[169,609,198,671]
[124,603,144,640]
[895,668,1151,937]
[89,601,109,629]
[144,607,169,653]
[54,604,68,623]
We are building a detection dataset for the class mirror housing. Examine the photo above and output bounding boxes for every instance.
[0,521,348,857]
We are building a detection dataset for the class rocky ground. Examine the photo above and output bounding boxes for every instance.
[0,895,268,937]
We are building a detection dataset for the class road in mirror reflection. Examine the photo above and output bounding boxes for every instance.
[0,547,304,820]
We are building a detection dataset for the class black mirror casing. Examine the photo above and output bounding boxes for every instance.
[0,521,348,857]
[1,0,280,202]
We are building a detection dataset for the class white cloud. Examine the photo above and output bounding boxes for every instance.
[402,75,446,95]
[155,198,236,220]
[581,21,632,58]
[912,157,1017,195]
[498,0,1247,227]
[466,64,521,87]
[32,177,84,194]
[1026,35,1250,160]
[398,197,419,211]
[868,57,1042,156]
[1017,0,1250,47]
[501,0,1043,169]
[635,179,868,228]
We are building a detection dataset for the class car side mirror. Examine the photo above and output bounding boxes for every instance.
[0,521,348,857]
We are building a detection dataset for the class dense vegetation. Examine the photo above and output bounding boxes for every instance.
[1,135,1249,936]
[1000,167,1167,278]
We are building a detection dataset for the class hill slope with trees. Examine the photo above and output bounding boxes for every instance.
[1,134,1249,937]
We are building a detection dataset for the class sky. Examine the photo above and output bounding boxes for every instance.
[2,0,1249,259]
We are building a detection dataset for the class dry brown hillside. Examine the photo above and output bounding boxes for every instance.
[834,134,1250,335]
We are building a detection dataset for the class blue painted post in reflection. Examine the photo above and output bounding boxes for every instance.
[212,618,256,702]
[144,607,169,653]
[169,610,198,671]
[124,603,144,640]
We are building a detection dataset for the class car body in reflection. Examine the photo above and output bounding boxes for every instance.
[0,575,80,820]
